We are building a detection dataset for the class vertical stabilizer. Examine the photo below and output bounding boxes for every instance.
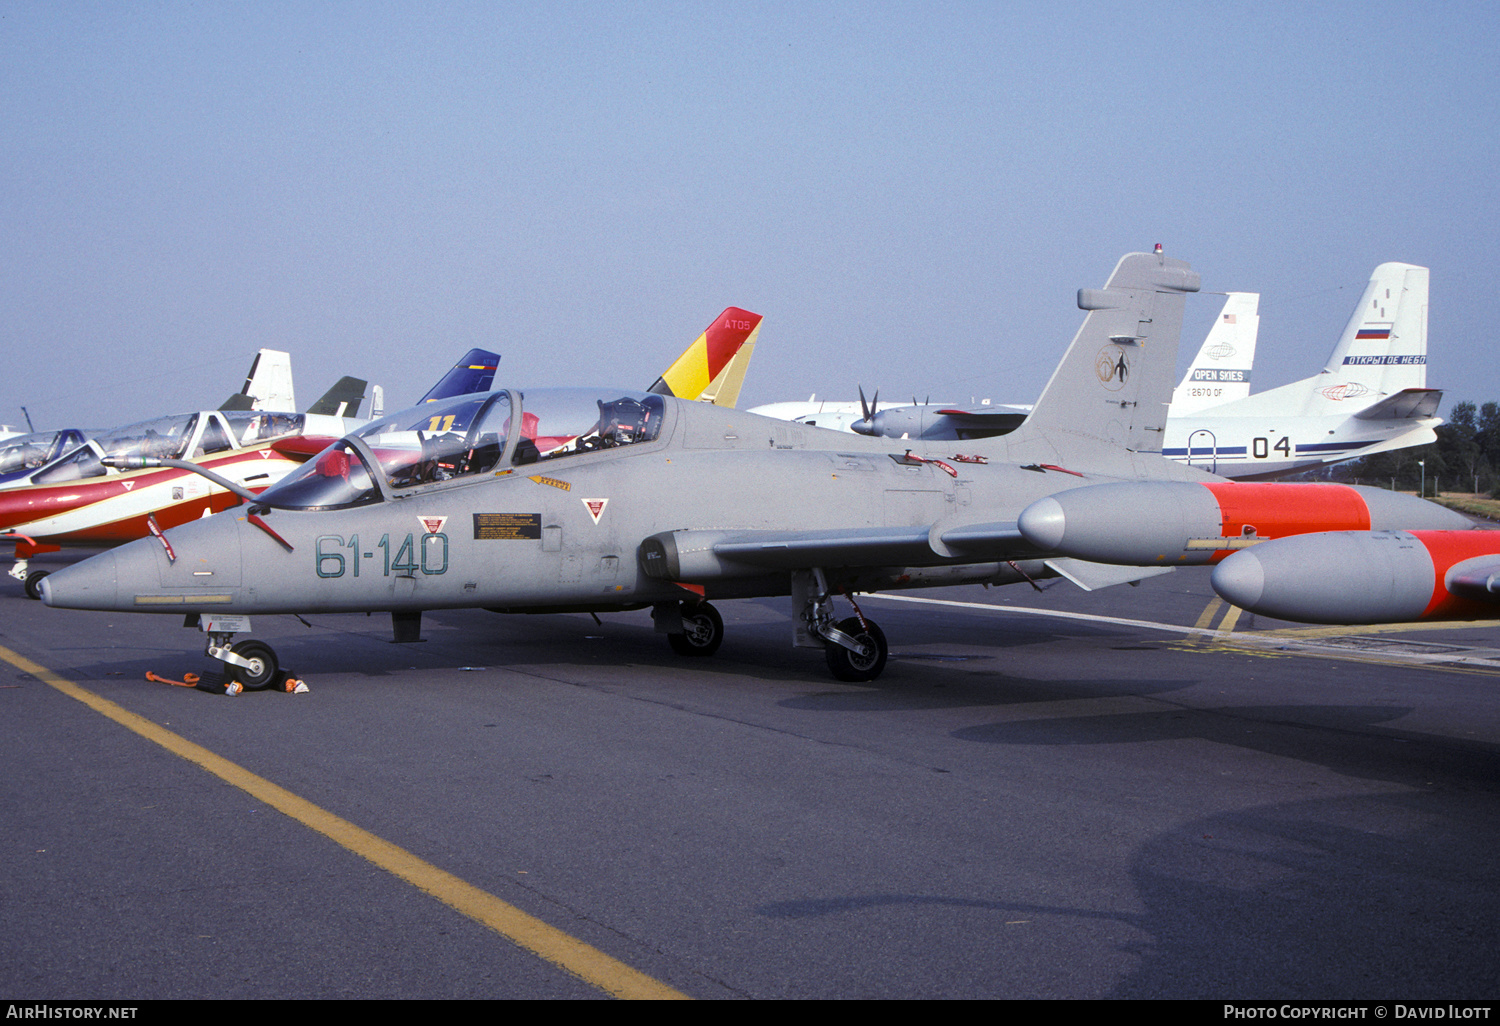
[220,349,296,412]
[697,321,760,407]
[1017,251,1200,453]
[419,350,501,404]
[1317,262,1429,404]
[647,308,763,402]
[1170,293,1259,415]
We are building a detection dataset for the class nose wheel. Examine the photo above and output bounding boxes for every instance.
[202,623,283,691]
[228,640,281,690]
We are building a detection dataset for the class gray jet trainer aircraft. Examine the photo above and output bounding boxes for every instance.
[40,251,1467,685]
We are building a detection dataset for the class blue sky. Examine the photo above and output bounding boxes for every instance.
[3,1,1497,429]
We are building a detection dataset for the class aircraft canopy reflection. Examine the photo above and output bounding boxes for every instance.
[255,388,667,511]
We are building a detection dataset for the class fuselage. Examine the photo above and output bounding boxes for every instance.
[41,390,1205,615]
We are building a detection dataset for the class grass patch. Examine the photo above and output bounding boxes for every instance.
[1429,494,1500,522]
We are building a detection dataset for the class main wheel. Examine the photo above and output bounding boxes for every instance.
[229,640,280,690]
[23,570,49,601]
[668,602,724,657]
[824,616,888,682]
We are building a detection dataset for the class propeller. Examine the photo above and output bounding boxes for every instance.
[853,385,880,436]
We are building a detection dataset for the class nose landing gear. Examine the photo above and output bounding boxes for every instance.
[199,617,284,691]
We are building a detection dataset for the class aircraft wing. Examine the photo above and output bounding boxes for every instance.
[713,523,1023,568]
[643,522,1030,577]
[642,521,1172,593]
[1353,387,1443,421]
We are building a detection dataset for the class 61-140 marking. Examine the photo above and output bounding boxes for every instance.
[316,533,449,578]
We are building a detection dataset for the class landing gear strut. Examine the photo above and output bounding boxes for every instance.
[200,617,283,691]
[794,569,889,682]
[10,559,50,601]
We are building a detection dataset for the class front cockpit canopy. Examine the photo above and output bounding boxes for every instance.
[255,388,666,510]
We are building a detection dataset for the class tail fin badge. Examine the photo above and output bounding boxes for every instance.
[1095,346,1131,390]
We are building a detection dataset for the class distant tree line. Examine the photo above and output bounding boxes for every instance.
[1318,400,1500,495]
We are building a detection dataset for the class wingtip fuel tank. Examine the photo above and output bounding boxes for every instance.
[1016,481,1469,566]
[1211,529,1500,624]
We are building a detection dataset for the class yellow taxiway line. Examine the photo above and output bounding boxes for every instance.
[0,644,689,1001]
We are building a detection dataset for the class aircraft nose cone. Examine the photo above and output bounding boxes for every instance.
[1017,496,1067,551]
[40,550,120,610]
[1210,549,1265,610]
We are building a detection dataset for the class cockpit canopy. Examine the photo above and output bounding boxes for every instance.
[0,429,89,482]
[4,411,309,488]
[255,388,667,510]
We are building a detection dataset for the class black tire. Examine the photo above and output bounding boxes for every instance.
[23,570,49,601]
[668,602,723,657]
[824,616,888,682]
[229,640,279,690]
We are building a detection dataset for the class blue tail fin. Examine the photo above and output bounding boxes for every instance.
[420,349,500,403]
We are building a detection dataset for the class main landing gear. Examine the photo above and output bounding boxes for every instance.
[654,599,725,657]
[9,559,51,601]
[652,571,891,682]
[795,569,888,682]
[668,601,724,657]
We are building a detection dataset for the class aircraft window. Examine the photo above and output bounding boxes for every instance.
[93,415,199,462]
[195,417,233,456]
[30,446,106,486]
[223,411,305,447]
[0,433,55,476]
[512,390,664,464]
[253,441,381,510]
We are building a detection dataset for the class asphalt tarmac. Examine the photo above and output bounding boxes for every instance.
[3,553,1499,1000]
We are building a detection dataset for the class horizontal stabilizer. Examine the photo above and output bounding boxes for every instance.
[1353,387,1443,421]
[218,393,255,411]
